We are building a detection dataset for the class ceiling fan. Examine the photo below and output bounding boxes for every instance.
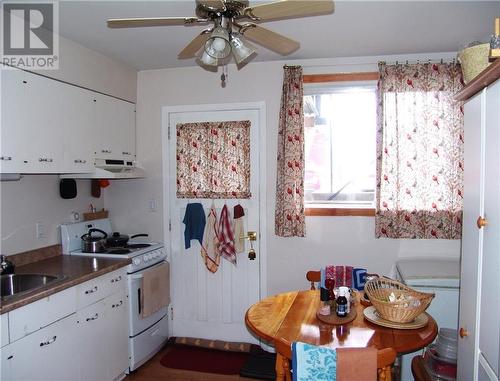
[107,0,335,68]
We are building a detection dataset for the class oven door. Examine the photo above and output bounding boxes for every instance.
[128,261,169,337]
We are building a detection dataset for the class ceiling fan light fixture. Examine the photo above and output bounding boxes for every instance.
[204,26,231,59]
[199,50,219,66]
[230,33,257,64]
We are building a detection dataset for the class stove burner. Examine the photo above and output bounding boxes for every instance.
[106,248,131,254]
[126,243,152,249]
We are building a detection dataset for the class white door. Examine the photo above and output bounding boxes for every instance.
[163,102,266,343]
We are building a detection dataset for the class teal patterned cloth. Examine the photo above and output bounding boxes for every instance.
[292,342,337,381]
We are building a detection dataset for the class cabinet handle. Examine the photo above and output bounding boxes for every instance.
[112,300,123,308]
[122,151,131,155]
[84,286,98,294]
[0,156,12,161]
[101,149,112,154]
[459,327,469,338]
[477,216,488,229]
[74,159,87,164]
[86,313,99,322]
[40,336,57,347]
[111,275,122,283]
[38,158,53,163]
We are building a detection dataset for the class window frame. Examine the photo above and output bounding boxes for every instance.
[303,72,379,217]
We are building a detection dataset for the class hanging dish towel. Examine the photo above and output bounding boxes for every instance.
[218,204,237,265]
[200,204,220,273]
[182,202,206,249]
[141,262,170,318]
[233,204,245,254]
[321,266,354,288]
[292,342,337,381]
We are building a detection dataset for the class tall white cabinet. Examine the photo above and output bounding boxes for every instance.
[458,72,500,381]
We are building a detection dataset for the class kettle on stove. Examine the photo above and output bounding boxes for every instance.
[0,255,15,275]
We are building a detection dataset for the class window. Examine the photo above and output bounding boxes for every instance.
[303,74,378,216]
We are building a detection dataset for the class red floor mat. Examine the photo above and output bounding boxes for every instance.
[160,344,251,375]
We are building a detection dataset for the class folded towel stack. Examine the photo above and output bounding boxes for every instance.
[321,265,354,289]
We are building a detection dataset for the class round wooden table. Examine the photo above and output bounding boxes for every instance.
[245,290,438,354]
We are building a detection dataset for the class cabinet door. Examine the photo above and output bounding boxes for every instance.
[92,93,135,160]
[478,80,500,377]
[106,291,130,379]
[61,86,95,173]
[1,68,29,173]
[76,299,108,381]
[458,90,485,380]
[21,71,65,173]
[2,314,78,381]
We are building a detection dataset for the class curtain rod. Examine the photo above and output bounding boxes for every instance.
[378,58,457,65]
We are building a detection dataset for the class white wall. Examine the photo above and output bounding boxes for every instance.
[0,36,137,255]
[105,52,461,295]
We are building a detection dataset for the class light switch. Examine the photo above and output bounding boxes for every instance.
[148,199,157,212]
[36,222,46,239]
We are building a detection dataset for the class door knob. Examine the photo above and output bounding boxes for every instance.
[240,231,257,241]
[477,216,488,229]
[459,327,469,338]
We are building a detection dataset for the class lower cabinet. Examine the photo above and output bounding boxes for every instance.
[106,291,130,379]
[1,314,78,381]
[76,292,129,381]
[1,268,129,381]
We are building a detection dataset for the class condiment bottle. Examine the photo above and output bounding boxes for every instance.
[336,287,348,317]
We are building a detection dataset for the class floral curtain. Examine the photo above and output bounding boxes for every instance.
[176,120,251,199]
[275,66,305,237]
[376,62,464,239]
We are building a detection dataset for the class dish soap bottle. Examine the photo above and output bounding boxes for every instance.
[336,287,348,317]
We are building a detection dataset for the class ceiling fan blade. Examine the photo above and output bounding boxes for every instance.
[242,0,334,22]
[197,0,226,11]
[107,17,204,28]
[240,24,299,55]
[178,30,212,59]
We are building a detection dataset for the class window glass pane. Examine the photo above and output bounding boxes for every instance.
[304,85,376,206]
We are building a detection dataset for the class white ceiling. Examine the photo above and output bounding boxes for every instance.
[58,1,500,70]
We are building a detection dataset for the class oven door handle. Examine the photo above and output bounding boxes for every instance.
[132,274,143,280]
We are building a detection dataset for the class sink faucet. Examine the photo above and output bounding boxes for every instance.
[0,255,15,275]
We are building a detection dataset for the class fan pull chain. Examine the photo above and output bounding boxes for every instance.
[220,65,228,88]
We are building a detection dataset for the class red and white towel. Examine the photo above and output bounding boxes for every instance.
[218,204,237,265]
[325,265,353,288]
[200,204,221,273]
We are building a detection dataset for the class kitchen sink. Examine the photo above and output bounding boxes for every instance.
[1,273,64,299]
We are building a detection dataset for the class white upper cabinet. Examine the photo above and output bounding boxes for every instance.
[1,69,29,173]
[0,66,136,174]
[92,92,136,161]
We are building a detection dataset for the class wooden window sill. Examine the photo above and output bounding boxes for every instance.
[305,207,376,217]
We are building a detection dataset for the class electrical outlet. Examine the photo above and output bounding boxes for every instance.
[36,222,46,239]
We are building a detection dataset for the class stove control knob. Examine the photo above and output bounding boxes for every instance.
[143,255,149,262]
[133,258,141,266]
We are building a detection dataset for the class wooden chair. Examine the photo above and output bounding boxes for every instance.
[306,270,379,290]
[274,337,397,381]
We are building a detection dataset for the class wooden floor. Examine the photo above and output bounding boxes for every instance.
[125,345,258,381]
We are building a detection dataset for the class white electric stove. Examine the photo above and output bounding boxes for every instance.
[60,218,170,373]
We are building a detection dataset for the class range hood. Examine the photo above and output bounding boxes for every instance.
[60,159,146,179]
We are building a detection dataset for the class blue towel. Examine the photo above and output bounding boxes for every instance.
[182,203,206,249]
[292,342,337,381]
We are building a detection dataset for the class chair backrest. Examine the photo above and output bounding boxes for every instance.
[306,270,320,290]
[274,337,397,381]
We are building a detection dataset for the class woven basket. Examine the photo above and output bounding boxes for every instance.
[458,43,491,84]
[364,278,434,324]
